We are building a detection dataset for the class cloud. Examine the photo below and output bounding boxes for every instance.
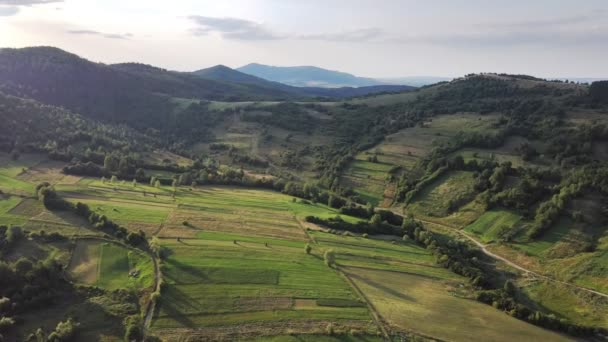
[67,29,133,40]
[187,13,608,47]
[298,28,385,42]
[0,5,18,15]
[187,16,386,43]
[188,16,283,40]
[0,0,62,5]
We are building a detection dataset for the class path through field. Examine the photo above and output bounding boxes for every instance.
[411,216,608,299]
[143,253,161,331]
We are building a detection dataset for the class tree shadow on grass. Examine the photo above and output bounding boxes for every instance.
[344,270,416,302]
[163,258,211,284]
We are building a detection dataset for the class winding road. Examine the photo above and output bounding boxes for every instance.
[413,217,608,299]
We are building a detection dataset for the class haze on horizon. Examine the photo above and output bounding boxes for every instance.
[1,0,608,79]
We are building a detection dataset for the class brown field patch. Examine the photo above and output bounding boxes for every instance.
[233,297,293,311]
[293,299,318,309]
[8,198,45,217]
[153,319,377,342]
[17,160,69,183]
[126,221,163,236]
[163,208,306,240]
[67,240,101,285]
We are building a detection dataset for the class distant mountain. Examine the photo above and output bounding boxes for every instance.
[0,47,301,127]
[237,63,383,88]
[195,64,415,98]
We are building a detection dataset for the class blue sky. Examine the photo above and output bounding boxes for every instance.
[1,0,607,78]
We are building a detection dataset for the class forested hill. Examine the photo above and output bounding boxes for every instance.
[0,47,300,127]
[0,47,416,128]
[194,64,416,98]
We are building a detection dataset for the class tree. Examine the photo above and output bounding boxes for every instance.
[154,180,161,188]
[305,243,312,254]
[504,279,516,295]
[118,156,129,176]
[103,154,118,172]
[0,317,15,333]
[110,175,118,184]
[324,249,335,267]
[370,213,382,225]
[14,257,33,274]
[135,168,145,180]
[9,150,19,161]
[132,179,137,187]
[149,176,157,187]
[6,226,23,244]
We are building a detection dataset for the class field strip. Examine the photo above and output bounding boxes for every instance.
[296,216,388,340]
[407,215,608,299]
[62,193,177,208]
[337,266,390,340]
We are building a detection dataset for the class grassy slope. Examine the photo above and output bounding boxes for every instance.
[310,231,571,341]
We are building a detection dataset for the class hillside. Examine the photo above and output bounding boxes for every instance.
[195,64,415,98]
[3,52,608,342]
[237,63,383,87]
[0,47,301,128]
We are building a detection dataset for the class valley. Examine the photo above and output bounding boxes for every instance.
[0,46,607,342]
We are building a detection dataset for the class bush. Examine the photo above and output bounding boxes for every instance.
[324,249,335,267]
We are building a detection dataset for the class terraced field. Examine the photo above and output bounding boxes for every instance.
[340,113,502,207]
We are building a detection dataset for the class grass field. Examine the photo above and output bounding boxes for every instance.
[67,239,154,291]
[0,148,600,341]
[307,231,573,341]
[405,170,484,227]
[339,158,394,206]
[349,268,572,342]
[151,234,375,335]
[464,209,522,243]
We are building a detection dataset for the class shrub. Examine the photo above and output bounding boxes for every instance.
[324,249,335,267]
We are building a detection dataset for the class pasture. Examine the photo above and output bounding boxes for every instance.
[151,234,376,338]
[349,267,573,342]
[405,170,483,227]
[308,231,573,341]
[67,239,154,291]
[464,209,521,243]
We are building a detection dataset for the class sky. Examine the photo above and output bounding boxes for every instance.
[1,0,607,78]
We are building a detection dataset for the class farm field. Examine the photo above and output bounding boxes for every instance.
[67,239,154,291]
[464,209,522,243]
[404,170,485,228]
[348,267,573,342]
[339,158,394,205]
[308,231,573,341]
[150,235,377,339]
[0,149,604,341]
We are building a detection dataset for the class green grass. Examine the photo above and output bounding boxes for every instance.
[464,210,521,243]
[407,170,477,219]
[152,237,370,330]
[348,267,573,342]
[340,159,393,206]
[514,218,573,257]
[97,242,131,290]
[0,196,28,226]
[68,240,153,291]
[521,280,608,329]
